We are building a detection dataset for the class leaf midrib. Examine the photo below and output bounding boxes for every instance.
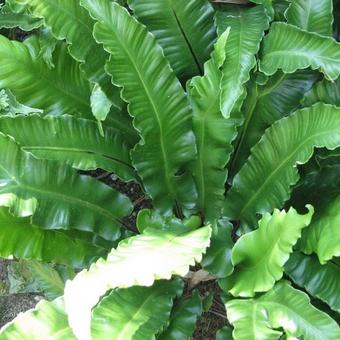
[98,19,174,197]
[22,146,133,169]
[117,290,166,340]
[169,2,202,75]
[33,0,93,36]
[229,73,287,175]
[1,46,91,109]
[195,96,220,209]
[265,50,340,64]
[0,161,121,223]
[238,128,340,219]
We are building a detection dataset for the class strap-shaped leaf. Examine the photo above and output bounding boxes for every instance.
[38,27,57,69]
[64,225,212,340]
[230,70,317,176]
[216,326,233,340]
[188,29,237,220]
[273,0,290,21]
[0,207,106,268]
[27,0,99,64]
[226,281,340,340]
[0,133,132,241]
[285,0,333,36]
[289,164,340,212]
[215,6,269,118]
[0,114,135,180]
[158,290,203,340]
[128,0,216,81]
[285,252,340,313]
[0,36,91,117]
[26,0,122,109]
[260,22,340,81]
[219,207,313,297]
[0,297,74,339]
[0,11,42,30]
[0,1,43,30]
[24,0,125,118]
[83,0,197,214]
[92,280,183,339]
[201,218,234,278]
[303,78,340,107]
[225,103,340,225]
[300,196,340,263]
[249,0,274,17]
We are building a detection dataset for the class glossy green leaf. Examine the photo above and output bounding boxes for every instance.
[219,207,313,297]
[26,0,95,62]
[158,290,203,340]
[37,27,58,69]
[230,70,317,176]
[0,36,92,117]
[300,196,340,263]
[83,0,197,214]
[137,209,171,233]
[201,218,234,278]
[273,0,290,21]
[0,297,74,339]
[285,252,340,313]
[64,225,212,340]
[302,78,340,107]
[26,0,116,95]
[2,0,28,13]
[216,326,233,340]
[0,114,135,180]
[285,0,333,36]
[0,10,42,30]
[216,6,269,118]
[225,103,340,225]
[128,0,216,81]
[23,0,124,120]
[289,164,340,212]
[92,280,183,340]
[0,133,132,241]
[188,29,237,220]
[0,207,106,268]
[260,22,340,81]
[226,281,340,340]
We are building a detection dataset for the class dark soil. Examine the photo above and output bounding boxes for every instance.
[0,260,43,329]
[0,293,43,329]
[192,281,228,339]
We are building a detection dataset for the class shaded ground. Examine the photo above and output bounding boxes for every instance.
[0,294,43,329]
[193,281,228,339]
[0,260,43,329]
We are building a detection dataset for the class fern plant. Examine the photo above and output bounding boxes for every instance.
[0,0,340,339]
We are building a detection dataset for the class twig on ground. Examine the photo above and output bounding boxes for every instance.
[208,309,228,319]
